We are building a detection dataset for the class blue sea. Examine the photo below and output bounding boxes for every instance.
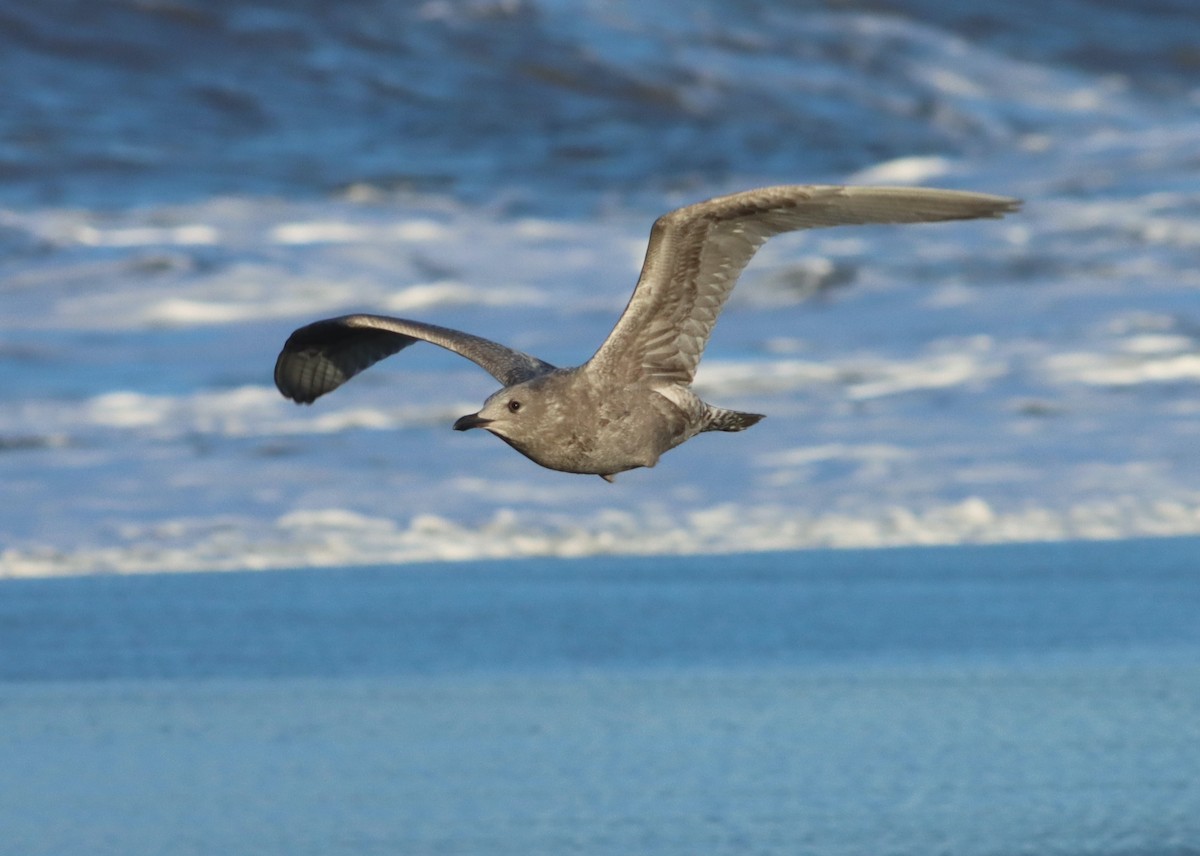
[2,2,1200,852]
[3,538,1200,855]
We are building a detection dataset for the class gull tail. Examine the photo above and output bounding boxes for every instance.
[702,405,765,433]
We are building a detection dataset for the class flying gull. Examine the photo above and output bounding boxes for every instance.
[275,184,1020,481]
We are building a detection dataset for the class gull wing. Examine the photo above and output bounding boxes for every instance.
[586,185,1021,385]
[274,313,556,404]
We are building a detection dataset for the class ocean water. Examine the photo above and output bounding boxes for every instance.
[3,538,1200,856]
[2,0,1200,573]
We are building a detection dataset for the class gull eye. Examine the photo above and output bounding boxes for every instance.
[508,400,522,413]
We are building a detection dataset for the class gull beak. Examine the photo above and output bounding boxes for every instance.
[453,413,492,432]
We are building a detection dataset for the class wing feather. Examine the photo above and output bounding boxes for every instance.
[587,185,1021,384]
[274,314,555,404]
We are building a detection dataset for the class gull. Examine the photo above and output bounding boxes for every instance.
[275,184,1019,481]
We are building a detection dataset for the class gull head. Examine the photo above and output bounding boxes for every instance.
[452,375,562,447]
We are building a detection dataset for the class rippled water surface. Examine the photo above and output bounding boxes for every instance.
[3,539,1200,855]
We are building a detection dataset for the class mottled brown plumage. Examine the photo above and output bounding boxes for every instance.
[275,184,1020,480]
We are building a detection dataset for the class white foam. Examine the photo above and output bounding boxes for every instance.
[7,494,1200,577]
[141,298,263,325]
[1047,352,1200,386]
[73,223,220,247]
[694,346,1005,401]
[270,218,452,245]
[384,280,544,312]
[850,155,954,185]
[757,443,912,468]
[846,351,1006,400]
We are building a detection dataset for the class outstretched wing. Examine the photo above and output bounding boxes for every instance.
[586,185,1021,385]
[274,313,556,404]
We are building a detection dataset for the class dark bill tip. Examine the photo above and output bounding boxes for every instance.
[453,413,492,432]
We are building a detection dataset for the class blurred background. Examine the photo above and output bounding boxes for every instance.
[2,0,1200,574]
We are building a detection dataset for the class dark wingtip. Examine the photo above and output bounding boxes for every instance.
[273,349,323,405]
